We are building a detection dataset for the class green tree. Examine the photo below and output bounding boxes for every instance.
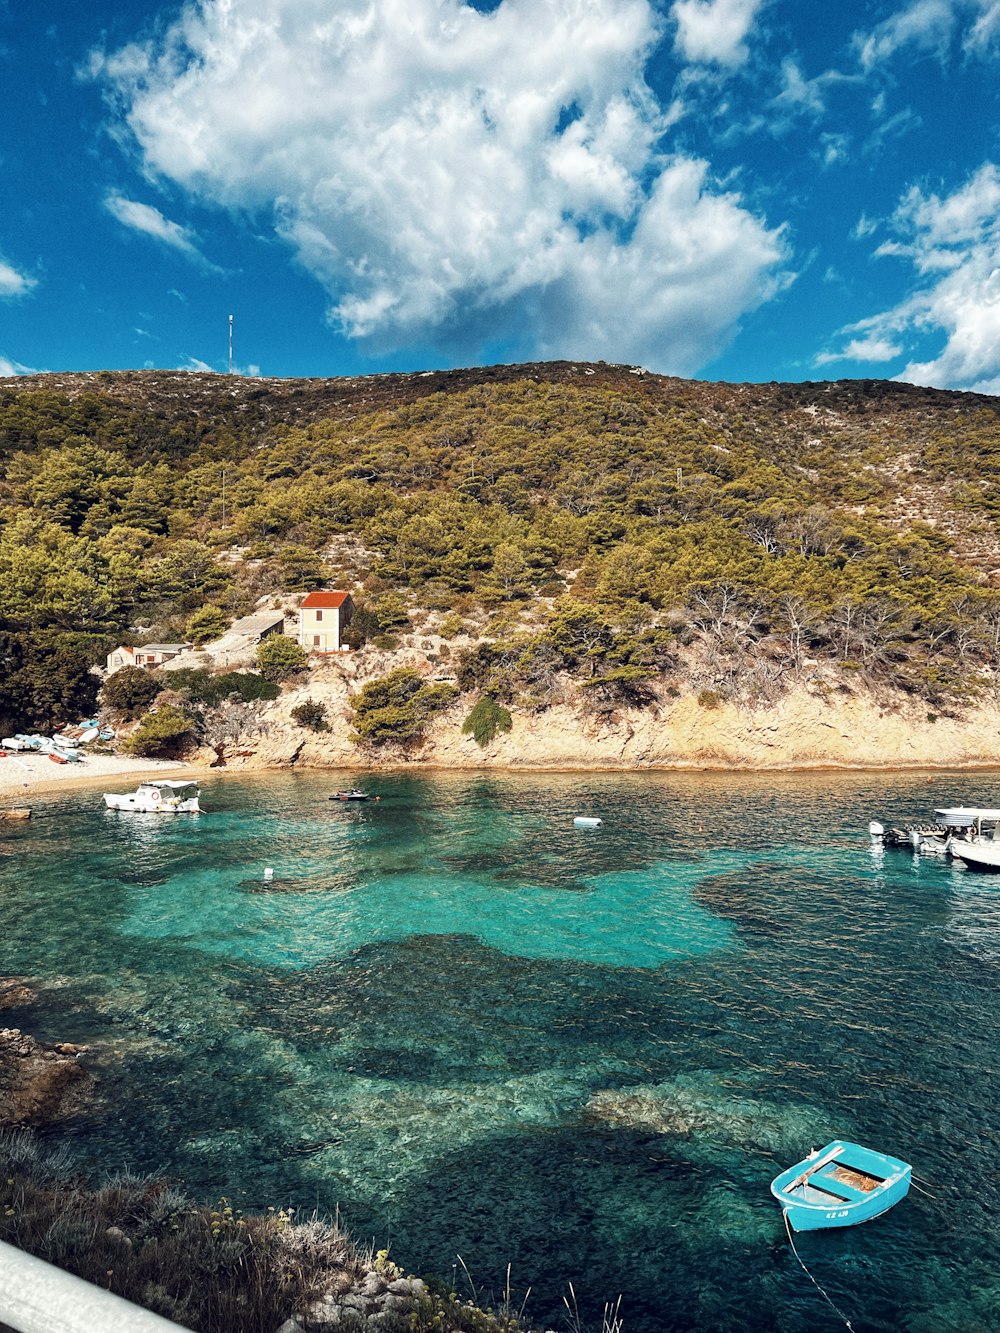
[0,631,102,732]
[186,606,228,646]
[100,666,163,720]
[124,703,197,757]
[350,667,458,745]
[461,695,513,747]
[256,636,308,681]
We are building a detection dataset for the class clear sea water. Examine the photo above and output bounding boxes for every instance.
[3,769,1000,1332]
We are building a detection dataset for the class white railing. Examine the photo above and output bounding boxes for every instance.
[0,1239,186,1332]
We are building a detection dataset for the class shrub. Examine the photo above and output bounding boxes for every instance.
[257,637,308,682]
[124,703,197,757]
[169,668,279,706]
[185,606,228,646]
[696,689,723,710]
[350,668,459,745]
[462,696,513,747]
[100,666,163,720]
[291,699,328,731]
[438,612,465,640]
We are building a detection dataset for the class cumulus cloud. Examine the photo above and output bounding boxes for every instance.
[0,256,35,299]
[671,0,764,66]
[90,0,789,373]
[828,164,1000,392]
[105,193,216,268]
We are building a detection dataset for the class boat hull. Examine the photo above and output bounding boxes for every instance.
[103,794,201,813]
[951,841,1000,872]
[771,1141,911,1232]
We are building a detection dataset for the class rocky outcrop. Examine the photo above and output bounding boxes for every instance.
[204,649,1000,773]
[0,990,94,1127]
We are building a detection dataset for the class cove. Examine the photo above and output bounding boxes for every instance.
[2,768,1000,1332]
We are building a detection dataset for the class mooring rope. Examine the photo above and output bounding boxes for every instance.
[909,1179,938,1199]
[783,1209,856,1332]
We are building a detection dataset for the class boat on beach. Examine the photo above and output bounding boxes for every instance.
[103,780,202,814]
[771,1140,911,1232]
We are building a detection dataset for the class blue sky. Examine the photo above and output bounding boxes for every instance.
[2,0,1000,389]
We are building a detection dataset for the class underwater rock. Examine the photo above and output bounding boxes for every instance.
[0,978,36,1012]
[0,1025,94,1127]
[586,1071,827,1156]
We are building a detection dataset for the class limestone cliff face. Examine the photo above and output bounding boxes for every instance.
[205,650,1000,773]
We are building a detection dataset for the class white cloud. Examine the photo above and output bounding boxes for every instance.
[671,0,764,66]
[815,336,902,366]
[853,0,956,71]
[0,354,38,376]
[830,164,1000,392]
[0,256,35,299]
[91,0,789,374]
[105,193,213,267]
[966,0,1000,51]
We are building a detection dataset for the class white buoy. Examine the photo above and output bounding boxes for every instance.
[263,867,274,880]
[574,816,602,828]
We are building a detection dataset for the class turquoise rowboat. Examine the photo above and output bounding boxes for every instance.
[771,1141,911,1232]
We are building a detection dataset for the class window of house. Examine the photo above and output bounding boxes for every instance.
[315,609,323,622]
[313,636,322,647]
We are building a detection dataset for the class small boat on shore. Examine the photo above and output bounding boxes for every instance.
[771,1141,911,1232]
[103,781,202,814]
[0,808,31,822]
[329,789,375,802]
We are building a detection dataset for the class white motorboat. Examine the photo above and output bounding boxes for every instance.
[870,807,1000,857]
[950,840,1000,872]
[103,780,201,814]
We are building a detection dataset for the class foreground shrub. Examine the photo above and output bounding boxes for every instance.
[0,1130,345,1333]
[0,1129,534,1333]
[462,695,513,747]
[124,703,197,757]
[100,666,162,720]
[350,667,458,745]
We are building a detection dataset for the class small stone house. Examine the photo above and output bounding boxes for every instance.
[298,591,354,653]
[106,643,190,673]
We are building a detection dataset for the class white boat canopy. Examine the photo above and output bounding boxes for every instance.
[138,780,200,790]
[935,807,1000,825]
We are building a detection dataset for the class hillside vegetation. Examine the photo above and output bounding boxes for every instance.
[2,362,1000,731]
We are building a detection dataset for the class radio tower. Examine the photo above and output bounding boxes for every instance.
[228,314,233,375]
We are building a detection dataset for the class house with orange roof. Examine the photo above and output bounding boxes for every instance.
[298,590,354,653]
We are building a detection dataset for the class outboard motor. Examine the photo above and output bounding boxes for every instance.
[868,821,885,843]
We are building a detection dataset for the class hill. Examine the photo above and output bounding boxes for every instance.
[2,362,1000,756]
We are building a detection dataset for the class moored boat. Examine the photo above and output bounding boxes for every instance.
[329,789,373,801]
[950,840,1000,872]
[870,807,1000,857]
[771,1140,911,1232]
[103,780,202,814]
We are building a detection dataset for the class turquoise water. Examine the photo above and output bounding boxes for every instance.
[3,769,1000,1331]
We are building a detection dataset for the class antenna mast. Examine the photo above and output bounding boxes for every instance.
[228,314,233,375]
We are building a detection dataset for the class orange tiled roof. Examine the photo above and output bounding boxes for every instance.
[300,590,351,609]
